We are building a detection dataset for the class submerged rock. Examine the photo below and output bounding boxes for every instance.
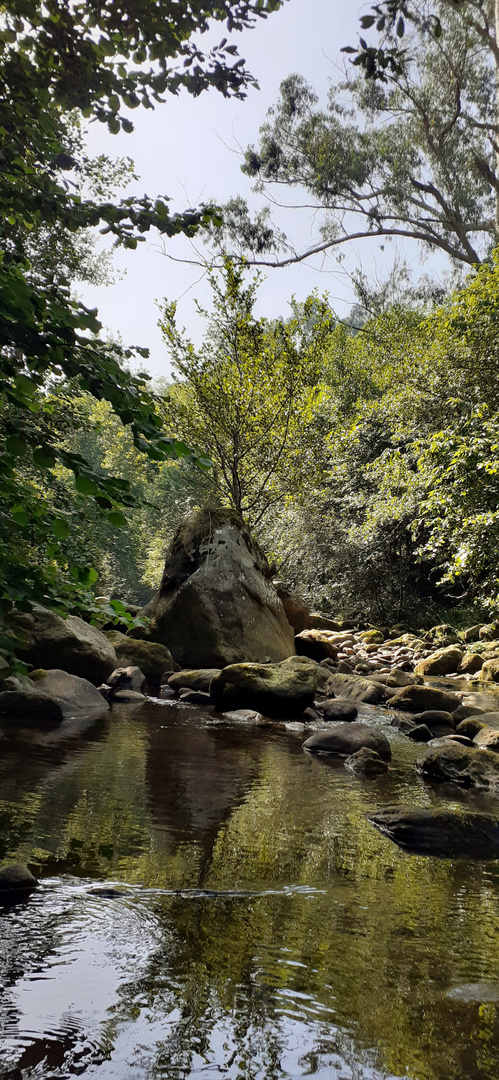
[140,508,295,668]
[368,806,499,856]
[303,722,391,759]
[344,747,389,776]
[320,698,358,723]
[210,656,317,718]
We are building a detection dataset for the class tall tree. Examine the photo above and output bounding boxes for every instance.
[214,0,499,270]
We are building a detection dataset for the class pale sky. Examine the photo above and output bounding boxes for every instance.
[78,0,425,378]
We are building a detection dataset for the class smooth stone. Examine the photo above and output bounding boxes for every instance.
[295,629,338,662]
[406,724,433,742]
[178,689,212,705]
[413,710,455,729]
[417,743,499,789]
[415,646,464,677]
[108,666,147,693]
[303,722,391,759]
[0,863,38,892]
[321,698,358,722]
[324,673,385,705]
[10,609,117,685]
[388,684,461,714]
[455,717,486,739]
[111,690,147,703]
[368,806,499,857]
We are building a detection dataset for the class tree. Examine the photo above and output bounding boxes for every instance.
[0,0,284,659]
[158,260,334,528]
[213,0,499,271]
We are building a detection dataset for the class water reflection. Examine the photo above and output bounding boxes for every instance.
[1,701,499,1078]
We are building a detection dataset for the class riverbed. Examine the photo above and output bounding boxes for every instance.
[2,697,499,1079]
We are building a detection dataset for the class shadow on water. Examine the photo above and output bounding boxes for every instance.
[2,699,499,1077]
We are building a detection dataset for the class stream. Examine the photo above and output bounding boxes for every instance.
[2,696,499,1079]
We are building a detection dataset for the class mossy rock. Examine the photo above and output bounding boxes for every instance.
[106,631,173,684]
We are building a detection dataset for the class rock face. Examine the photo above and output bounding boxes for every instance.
[388,684,461,714]
[303,722,391,759]
[210,657,317,718]
[415,646,463,676]
[368,806,499,857]
[106,631,173,684]
[141,509,295,668]
[273,583,309,634]
[417,743,499,789]
[0,669,109,727]
[11,608,116,685]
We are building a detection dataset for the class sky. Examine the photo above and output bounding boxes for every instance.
[78,0,420,379]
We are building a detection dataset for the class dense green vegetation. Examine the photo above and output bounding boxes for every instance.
[2,0,499,656]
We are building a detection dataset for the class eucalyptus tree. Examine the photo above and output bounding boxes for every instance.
[214,0,499,270]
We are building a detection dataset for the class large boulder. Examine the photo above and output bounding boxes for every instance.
[0,864,38,893]
[140,509,295,668]
[0,669,109,728]
[417,742,499,789]
[325,673,385,705]
[388,684,461,714]
[458,653,484,676]
[10,608,116,685]
[303,722,391,759]
[425,624,460,646]
[106,631,173,684]
[368,806,499,857]
[210,656,317,718]
[415,645,463,677]
[273,582,309,634]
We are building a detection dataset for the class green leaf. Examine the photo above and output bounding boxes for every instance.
[107,510,127,527]
[75,475,99,495]
[52,518,70,540]
[6,435,27,457]
[11,506,31,526]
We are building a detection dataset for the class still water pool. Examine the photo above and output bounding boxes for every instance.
[2,699,499,1079]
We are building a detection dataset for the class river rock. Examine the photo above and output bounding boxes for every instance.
[386,668,420,688]
[425,624,461,646]
[210,656,317,718]
[413,710,455,729]
[479,624,499,641]
[0,863,38,893]
[481,658,499,682]
[273,583,309,633]
[321,698,359,722]
[178,689,212,705]
[11,608,116,685]
[106,631,173,684]
[458,653,484,675]
[344,747,389,776]
[303,722,391,759]
[168,669,221,694]
[456,717,486,738]
[295,629,338,662]
[473,726,499,751]
[140,509,295,668]
[324,673,385,705]
[112,690,147,703]
[406,724,433,742]
[0,669,109,727]
[387,684,461,714]
[417,742,499,788]
[306,613,341,631]
[463,625,484,643]
[108,666,147,693]
[368,806,499,856]
[415,646,464,676]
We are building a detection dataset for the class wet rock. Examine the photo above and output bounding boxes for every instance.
[0,688,65,728]
[303,722,391,759]
[417,742,499,789]
[0,669,109,727]
[10,608,116,685]
[0,863,38,893]
[295,629,338,662]
[406,724,433,742]
[453,704,486,722]
[320,698,359,723]
[344,747,389,776]
[108,666,147,693]
[139,508,295,668]
[368,806,499,856]
[112,689,147,704]
[106,632,173,685]
[391,716,417,734]
[178,689,212,705]
[210,656,317,718]
[473,726,499,752]
[413,710,455,729]
[415,646,464,677]
[455,717,486,739]
[387,684,461,714]
[168,669,221,694]
[386,668,420,688]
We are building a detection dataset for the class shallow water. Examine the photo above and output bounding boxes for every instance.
[2,699,499,1079]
